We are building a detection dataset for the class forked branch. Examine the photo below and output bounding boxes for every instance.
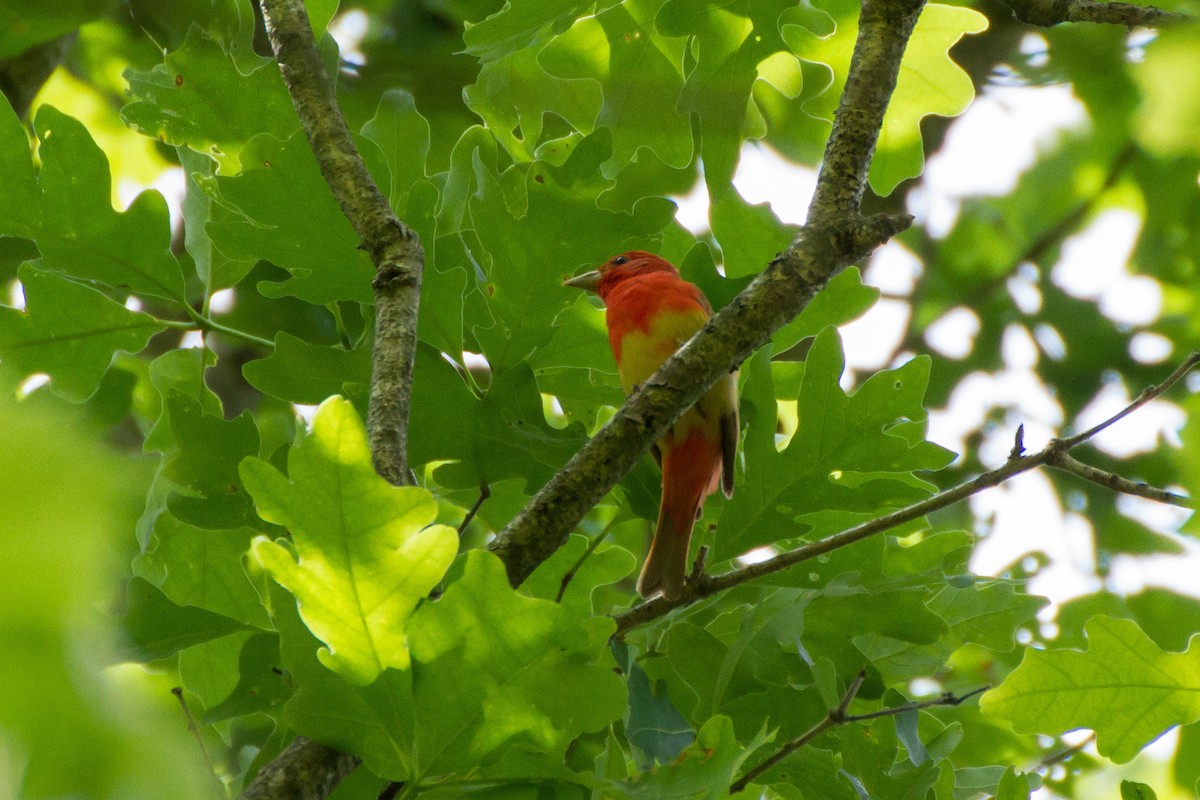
[730,670,987,793]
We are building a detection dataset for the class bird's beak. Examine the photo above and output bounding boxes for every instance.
[563,270,601,293]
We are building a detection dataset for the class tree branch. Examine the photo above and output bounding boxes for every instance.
[612,351,1199,635]
[1046,450,1194,508]
[730,670,985,793]
[491,0,928,589]
[809,0,926,226]
[490,213,911,586]
[1001,0,1185,27]
[241,736,360,800]
[245,1,428,795]
[259,0,423,487]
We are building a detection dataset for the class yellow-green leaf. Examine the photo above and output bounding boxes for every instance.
[243,396,458,685]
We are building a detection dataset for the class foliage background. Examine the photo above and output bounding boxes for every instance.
[1,0,1199,798]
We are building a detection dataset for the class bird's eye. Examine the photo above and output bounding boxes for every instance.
[612,255,628,265]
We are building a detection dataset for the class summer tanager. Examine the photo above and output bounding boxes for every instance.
[565,251,739,600]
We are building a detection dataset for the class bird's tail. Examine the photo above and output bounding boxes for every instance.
[637,428,720,600]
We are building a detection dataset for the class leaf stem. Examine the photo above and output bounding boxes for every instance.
[167,306,276,348]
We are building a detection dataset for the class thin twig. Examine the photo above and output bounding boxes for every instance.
[730,674,985,793]
[172,687,226,799]
[556,515,621,603]
[839,685,988,722]
[1060,351,1200,448]
[613,352,1200,635]
[1034,731,1095,771]
[730,671,865,794]
[457,483,492,533]
[1047,450,1193,508]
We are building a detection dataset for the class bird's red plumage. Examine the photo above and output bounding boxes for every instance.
[570,250,739,600]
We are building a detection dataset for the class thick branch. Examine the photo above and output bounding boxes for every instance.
[808,0,926,226]
[492,0,929,588]
[246,1,427,795]
[241,737,359,800]
[260,0,422,487]
[1002,0,1184,26]
[613,351,1199,635]
[490,213,911,587]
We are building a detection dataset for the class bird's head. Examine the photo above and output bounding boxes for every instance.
[563,251,679,299]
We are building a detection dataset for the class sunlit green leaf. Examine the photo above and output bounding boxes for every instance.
[408,551,626,774]
[869,4,988,194]
[245,396,458,684]
[122,24,296,173]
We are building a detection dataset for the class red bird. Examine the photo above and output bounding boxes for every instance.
[565,251,739,599]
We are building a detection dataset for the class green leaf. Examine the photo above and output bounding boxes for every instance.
[615,641,695,769]
[981,616,1200,763]
[34,107,186,302]
[1121,781,1159,800]
[540,0,691,176]
[244,396,458,684]
[926,579,1047,652]
[143,347,221,452]
[464,44,601,160]
[994,766,1034,800]
[463,0,603,62]
[0,389,214,799]
[180,146,254,291]
[178,632,253,710]
[132,513,271,628]
[868,4,987,195]
[1134,27,1200,157]
[618,716,769,799]
[520,532,637,617]
[202,632,293,723]
[122,24,296,174]
[272,581,416,779]
[428,363,589,491]
[121,577,253,661]
[205,132,375,304]
[162,390,261,529]
[772,267,878,352]
[448,128,675,367]
[708,189,798,279]
[360,89,431,211]
[0,266,163,402]
[243,331,371,404]
[0,0,105,58]
[656,0,794,188]
[715,328,953,560]
[408,550,626,774]
[0,99,41,237]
